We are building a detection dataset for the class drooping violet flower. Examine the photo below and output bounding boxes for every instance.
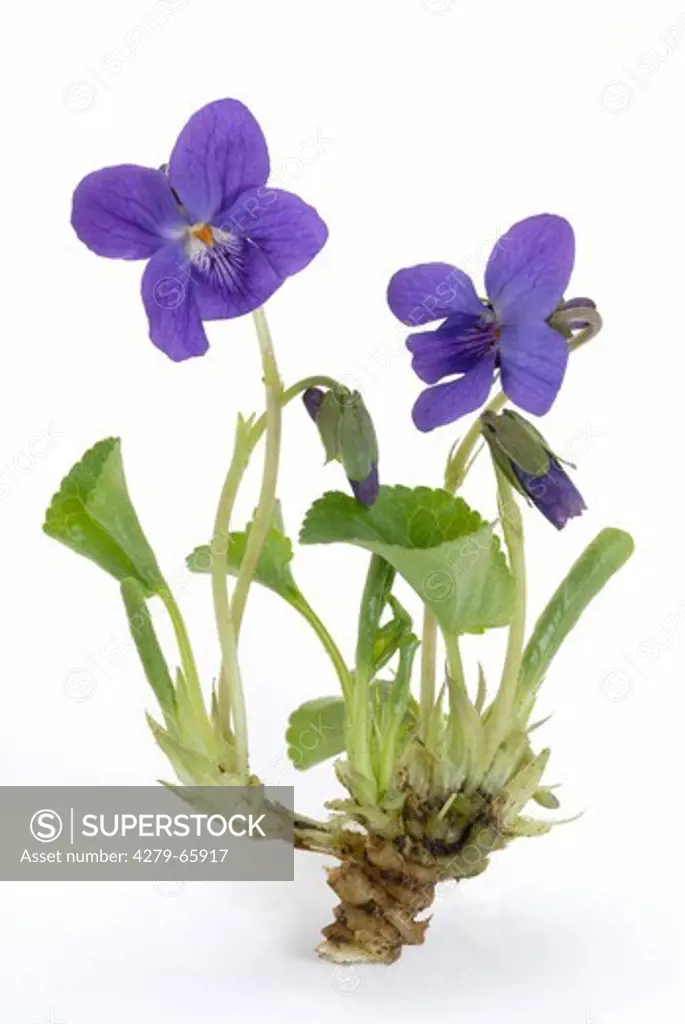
[303,386,380,506]
[481,409,586,530]
[514,461,587,530]
[71,99,328,361]
[387,214,576,431]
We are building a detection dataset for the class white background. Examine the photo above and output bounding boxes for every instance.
[2,0,684,1019]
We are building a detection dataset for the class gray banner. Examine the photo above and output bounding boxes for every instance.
[0,787,294,881]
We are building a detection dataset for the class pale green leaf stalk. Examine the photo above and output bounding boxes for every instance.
[346,554,394,805]
[483,469,527,769]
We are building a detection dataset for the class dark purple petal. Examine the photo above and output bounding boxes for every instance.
[218,187,328,278]
[71,165,185,260]
[485,214,575,323]
[141,244,208,361]
[499,321,569,415]
[303,387,325,421]
[514,461,586,530]
[192,237,282,321]
[387,264,484,326]
[350,464,379,506]
[407,314,496,384]
[168,99,270,224]
[412,353,496,432]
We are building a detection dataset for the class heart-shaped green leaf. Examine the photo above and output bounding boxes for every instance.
[300,486,514,636]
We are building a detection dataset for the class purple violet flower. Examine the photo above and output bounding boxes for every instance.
[481,409,586,530]
[71,99,328,362]
[387,214,575,431]
[513,461,586,530]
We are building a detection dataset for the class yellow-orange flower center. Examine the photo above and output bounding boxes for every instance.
[190,223,213,246]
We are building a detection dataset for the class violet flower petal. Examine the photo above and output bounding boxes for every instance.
[412,352,496,432]
[71,165,185,260]
[168,99,270,223]
[387,263,484,326]
[303,387,325,421]
[407,314,494,384]
[485,214,575,323]
[141,244,209,361]
[499,321,569,415]
[192,240,282,321]
[350,464,380,506]
[219,186,328,277]
[514,461,586,530]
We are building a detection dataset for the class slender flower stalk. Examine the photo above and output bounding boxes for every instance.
[418,318,600,736]
[211,370,343,744]
[443,632,484,787]
[231,308,283,633]
[483,469,527,766]
[419,609,438,737]
[418,390,507,732]
[210,434,251,775]
[289,592,353,700]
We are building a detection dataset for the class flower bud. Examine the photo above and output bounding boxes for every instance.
[302,386,380,506]
[549,296,602,341]
[481,410,586,530]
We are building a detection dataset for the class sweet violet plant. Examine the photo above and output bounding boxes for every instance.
[45,98,632,965]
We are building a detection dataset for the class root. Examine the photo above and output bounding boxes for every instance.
[317,837,441,965]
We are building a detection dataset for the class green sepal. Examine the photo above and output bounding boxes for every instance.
[339,394,378,483]
[481,409,551,477]
[43,437,164,595]
[120,578,176,720]
[317,391,344,464]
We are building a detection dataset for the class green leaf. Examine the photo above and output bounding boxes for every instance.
[187,526,299,602]
[120,579,176,719]
[518,528,634,709]
[286,682,419,773]
[372,594,413,674]
[146,714,220,786]
[533,787,560,810]
[286,696,347,770]
[44,438,164,595]
[300,486,514,636]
